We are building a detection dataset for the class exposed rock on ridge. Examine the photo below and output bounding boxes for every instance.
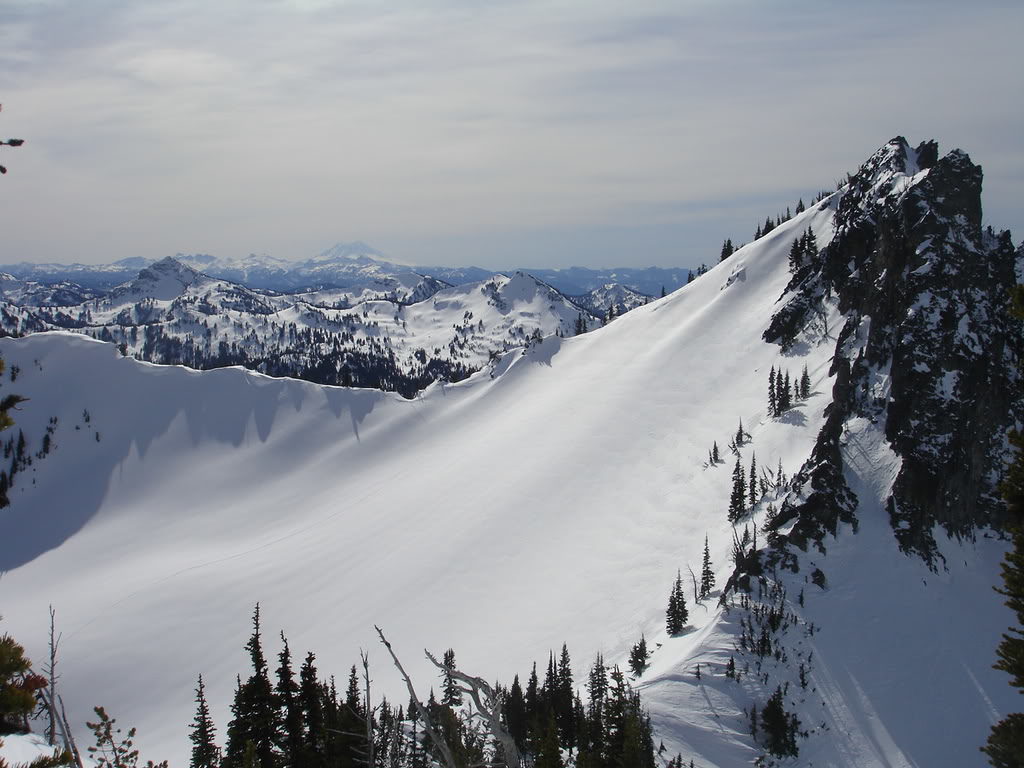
[764,137,1023,564]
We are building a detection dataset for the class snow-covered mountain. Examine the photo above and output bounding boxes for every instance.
[0,260,596,397]
[0,244,695,305]
[0,272,103,306]
[569,282,653,317]
[0,138,1019,767]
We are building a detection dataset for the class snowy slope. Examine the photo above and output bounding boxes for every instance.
[0,192,1015,768]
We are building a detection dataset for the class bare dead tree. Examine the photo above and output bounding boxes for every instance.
[424,651,522,768]
[686,565,700,604]
[43,605,61,746]
[360,650,374,768]
[374,626,457,768]
[36,688,83,768]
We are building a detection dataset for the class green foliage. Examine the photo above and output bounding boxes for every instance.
[700,536,715,599]
[666,571,688,635]
[0,635,36,733]
[87,707,167,768]
[628,636,649,678]
[985,282,1024,765]
[224,605,280,768]
[728,457,747,522]
[759,687,799,758]
[983,713,1024,768]
[189,676,219,768]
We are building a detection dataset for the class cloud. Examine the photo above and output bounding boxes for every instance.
[1,0,1022,267]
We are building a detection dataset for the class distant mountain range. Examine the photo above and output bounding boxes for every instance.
[0,244,695,297]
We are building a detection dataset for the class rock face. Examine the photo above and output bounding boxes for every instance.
[765,137,1023,563]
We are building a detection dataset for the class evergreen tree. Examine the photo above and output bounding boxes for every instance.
[505,675,528,751]
[985,284,1024,766]
[584,655,608,765]
[0,632,38,735]
[224,605,280,768]
[700,536,715,599]
[760,687,799,758]
[555,644,575,748]
[628,636,649,678]
[777,370,792,412]
[795,197,805,214]
[804,226,818,256]
[720,239,734,262]
[275,635,303,767]
[749,452,758,509]
[441,649,462,708]
[788,238,803,273]
[711,441,720,464]
[189,676,219,768]
[768,367,777,417]
[735,418,748,447]
[800,365,811,400]
[661,285,668,297]
[728,457,747,522]
[666,571,688,635]
[297,653,324,768]
[534,715,563,768]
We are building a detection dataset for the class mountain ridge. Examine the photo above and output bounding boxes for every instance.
[0,137,1019,767]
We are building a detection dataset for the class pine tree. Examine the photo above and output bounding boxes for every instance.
[224,605,280,768]
[780,371,792,412]
[699,536,715,599]
[297,653,324,768]
[800,365,811,400]
[736,418,747,447]
[275,635,303,767]
[505,675,527,750]
[795,197,805,214]
[985,285,1024,765]
[712,441,720,464]
[189,676,219,768]
[0,633,36,733]
[555,644,576,749]
[440,649,462,708]
[534,714,563,768]
[749,453,758,509]
[760,687,799,757]
[627,636,648,678]
[728,457,747,522]
[788,238,803,273]
[720,239,734,262]
[87,707,167,768]
[804,226,818,256]
[768,367,777,417]
[666,571,688,635]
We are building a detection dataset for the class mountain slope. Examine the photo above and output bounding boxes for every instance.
[0,139,1018,767]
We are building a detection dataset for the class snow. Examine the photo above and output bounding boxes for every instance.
[0,733,59,767]
[0,197,1015,767]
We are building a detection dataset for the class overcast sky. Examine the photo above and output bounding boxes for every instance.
[1,0,1021,269]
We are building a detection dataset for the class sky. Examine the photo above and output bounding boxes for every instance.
[0,0,1021,269]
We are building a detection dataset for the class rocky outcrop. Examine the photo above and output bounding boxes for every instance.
[764,137,1023,564]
